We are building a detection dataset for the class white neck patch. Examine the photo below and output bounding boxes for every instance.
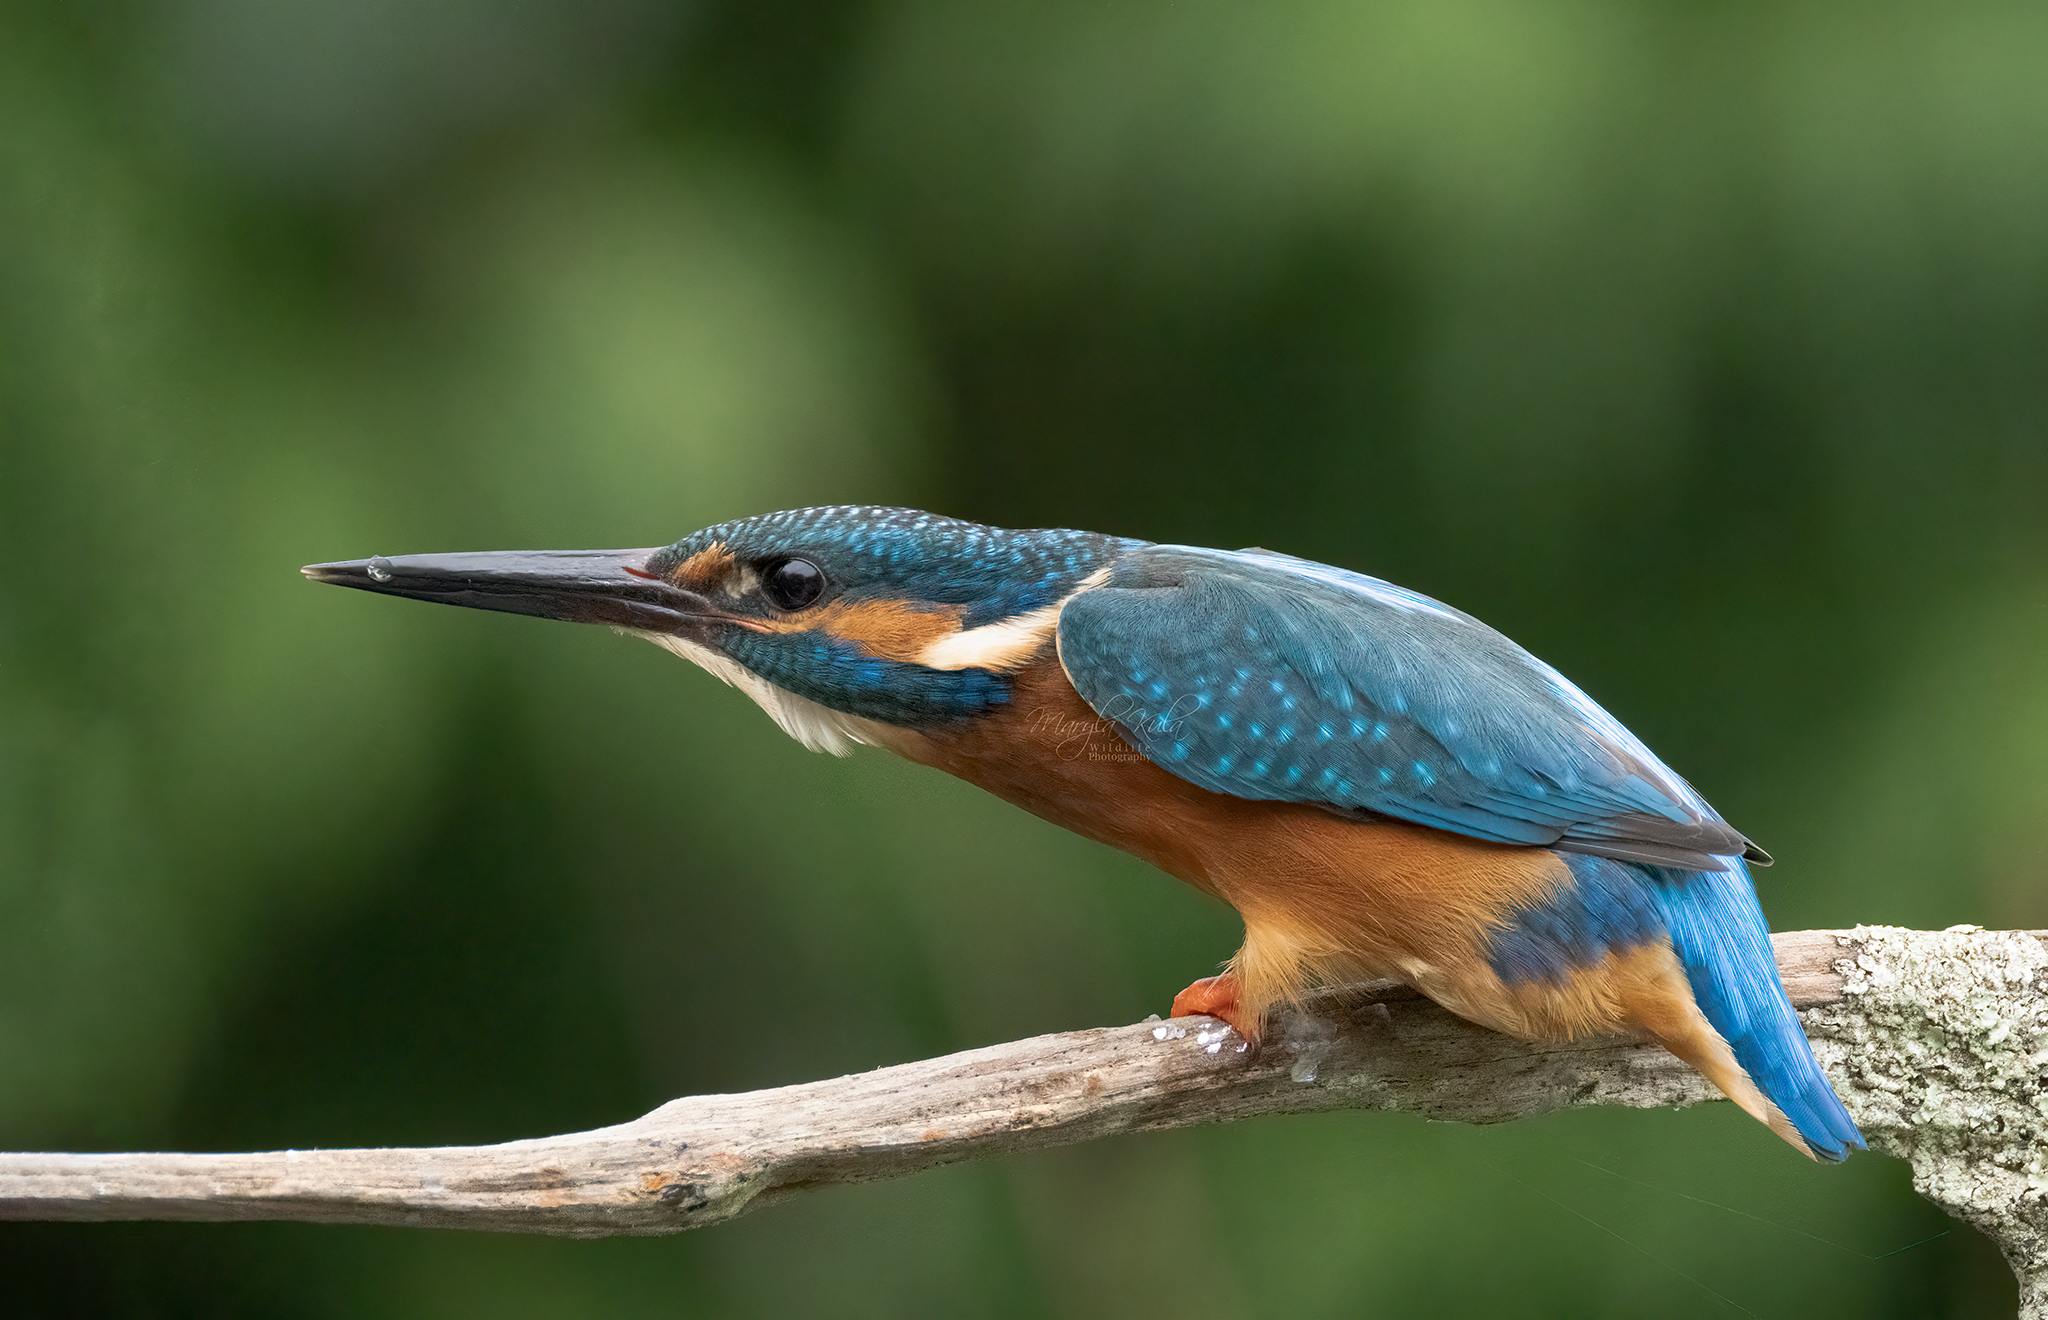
[623,567,1111,756]
[917,566,1112,671]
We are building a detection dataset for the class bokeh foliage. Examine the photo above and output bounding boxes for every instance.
[4,1,2044,1314]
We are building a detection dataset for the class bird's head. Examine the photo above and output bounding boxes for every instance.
[304,506,1135,752]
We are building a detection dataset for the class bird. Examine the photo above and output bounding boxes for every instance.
[303,505,1864,1161]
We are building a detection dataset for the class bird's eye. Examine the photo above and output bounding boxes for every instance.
[761,556,826,610]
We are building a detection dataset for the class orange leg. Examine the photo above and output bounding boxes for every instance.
[1171,973,1259,1041]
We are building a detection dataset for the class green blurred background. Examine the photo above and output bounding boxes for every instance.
[3,0,2044,1314]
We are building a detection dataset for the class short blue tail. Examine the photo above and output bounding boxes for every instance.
[1646,858,1864,1161]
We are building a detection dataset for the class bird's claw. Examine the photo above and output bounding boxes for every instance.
[1170,974,1259,1043]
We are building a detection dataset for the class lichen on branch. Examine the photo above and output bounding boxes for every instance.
[1,927,2044,1313]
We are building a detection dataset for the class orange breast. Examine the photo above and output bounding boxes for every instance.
[872,650,1805,1150]
[876,651,1571,1024]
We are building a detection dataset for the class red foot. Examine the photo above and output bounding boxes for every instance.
[1171,974,1260,1043]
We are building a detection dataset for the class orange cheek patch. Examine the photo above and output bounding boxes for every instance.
[756,598,965,662]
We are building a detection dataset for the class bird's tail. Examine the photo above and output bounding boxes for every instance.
[1646,858,1864,1161]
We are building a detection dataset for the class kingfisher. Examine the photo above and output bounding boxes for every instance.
[304,506,1863,1160]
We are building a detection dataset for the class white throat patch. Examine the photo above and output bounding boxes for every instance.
[625,629,878,756]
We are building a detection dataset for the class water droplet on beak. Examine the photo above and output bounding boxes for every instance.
[367,556,394,584]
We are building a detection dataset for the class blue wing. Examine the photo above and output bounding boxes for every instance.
[1057,545,1764,871]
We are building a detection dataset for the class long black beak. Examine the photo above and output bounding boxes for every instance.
[301,549,739,634]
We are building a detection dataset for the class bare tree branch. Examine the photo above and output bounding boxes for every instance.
[3,927,2044,1310]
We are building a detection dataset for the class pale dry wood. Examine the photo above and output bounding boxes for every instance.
[0,928,1859,1236]
[2,926,2045,1315]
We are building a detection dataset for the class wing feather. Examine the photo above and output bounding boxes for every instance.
[1056,545,1758,870]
